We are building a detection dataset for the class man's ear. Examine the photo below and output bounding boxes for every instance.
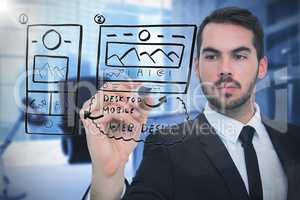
[194,57,200,77]
[257,56,268,79]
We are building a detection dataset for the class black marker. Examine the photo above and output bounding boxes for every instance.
[84,111,104,120]
[138,86,167,108]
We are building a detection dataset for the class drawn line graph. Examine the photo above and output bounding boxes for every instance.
[103,69,125,79]
[36,63,66,80]
[33,55,69,83]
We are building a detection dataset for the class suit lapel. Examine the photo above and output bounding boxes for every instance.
[262,119,299,200]
[190,113,250,200]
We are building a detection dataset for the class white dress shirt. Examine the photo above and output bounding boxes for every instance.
[203,103,287,200]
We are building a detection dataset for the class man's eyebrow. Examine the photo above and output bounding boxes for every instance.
[201,47,220,54]
[232,46,251,54]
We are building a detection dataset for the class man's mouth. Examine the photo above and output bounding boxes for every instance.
[217,83,239,88]
[216,83,240,92]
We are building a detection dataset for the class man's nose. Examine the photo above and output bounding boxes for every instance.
[218,57,233,77]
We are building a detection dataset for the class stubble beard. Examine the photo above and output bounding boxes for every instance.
[200,74,257,112]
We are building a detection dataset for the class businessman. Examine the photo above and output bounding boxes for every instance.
[80,7,300,200]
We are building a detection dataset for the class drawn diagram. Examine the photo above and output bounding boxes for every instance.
[27,92,50,114]
[26,24,82,135]
[106,42,184,68]
[33,55,69,83]
[85,93,190,146]
[97,25,197,94]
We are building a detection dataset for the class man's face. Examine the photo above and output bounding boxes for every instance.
[195,23,267,111]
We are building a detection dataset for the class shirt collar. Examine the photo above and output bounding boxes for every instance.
[203,102,264,144]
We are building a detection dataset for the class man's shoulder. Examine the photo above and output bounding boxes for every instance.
[287,123,300,134]
[286,123,300,144]
[263,118,300,139]
[264,120,300,156]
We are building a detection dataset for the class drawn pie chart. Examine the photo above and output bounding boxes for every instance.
[42,29,62,50]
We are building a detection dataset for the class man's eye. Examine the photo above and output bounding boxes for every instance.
[234,54,247,60]
[205,55,218,60]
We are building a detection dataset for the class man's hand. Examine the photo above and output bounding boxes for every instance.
[80,82,152,200]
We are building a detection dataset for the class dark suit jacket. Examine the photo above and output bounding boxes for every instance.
[121,113,300,200]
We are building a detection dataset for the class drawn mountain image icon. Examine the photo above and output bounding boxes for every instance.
[35,62,67,82]
[149,49,178,66]
[139,52,156,64]
[168,51,180,62]
[106,55,124,66]
[106,43,184,68]
[33,55,69,83]
[121,48,141,66]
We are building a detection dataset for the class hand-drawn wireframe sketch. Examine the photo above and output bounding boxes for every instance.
[26,24,82,135]
[97,24,197,94]
[86,94,190,146]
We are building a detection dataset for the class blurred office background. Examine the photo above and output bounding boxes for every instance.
[0,0,299,199]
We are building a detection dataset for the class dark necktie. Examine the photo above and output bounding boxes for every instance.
[239,126,263,200]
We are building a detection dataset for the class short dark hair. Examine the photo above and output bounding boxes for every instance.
[196,7,264,60]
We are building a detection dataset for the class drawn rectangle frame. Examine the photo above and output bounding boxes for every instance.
[96,24,197,94]
[25,24,83,135]
[27,91,74,116]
